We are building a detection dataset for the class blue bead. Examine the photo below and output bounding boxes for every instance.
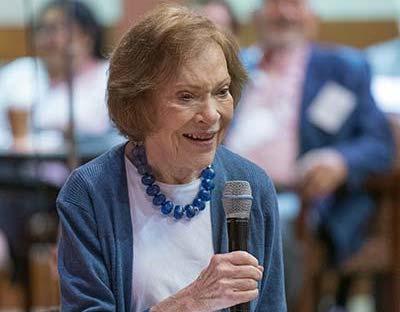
[161,201,174,214]
[201,166,215,179]
[198,189,211,201]
[201,178,215,191]
[185,205,196,218]
[133,151,216,220]
[173,205,184,219]
[141,174,155,186]
[153,193,166,206]
[146,184,160,196]
[193,198,206,211]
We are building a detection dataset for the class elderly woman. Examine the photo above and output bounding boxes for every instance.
[57,4,286,312]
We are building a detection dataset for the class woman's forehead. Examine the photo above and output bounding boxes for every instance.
[173,44,229,82]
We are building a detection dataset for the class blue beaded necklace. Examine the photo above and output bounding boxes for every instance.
[131,144,215,220]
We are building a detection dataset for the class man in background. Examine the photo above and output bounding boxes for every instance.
[225,0,394,310]
[197,0,239,36]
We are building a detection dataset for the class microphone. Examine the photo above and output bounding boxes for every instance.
[222,181,253,312]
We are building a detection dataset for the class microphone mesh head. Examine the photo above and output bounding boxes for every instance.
[222,181,252,219]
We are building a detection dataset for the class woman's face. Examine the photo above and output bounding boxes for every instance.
[145,43,234,178]
[257,0,312,48]
[35,7,93,74]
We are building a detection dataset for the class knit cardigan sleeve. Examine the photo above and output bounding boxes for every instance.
[57,170,116,311]
[255,175,287,311]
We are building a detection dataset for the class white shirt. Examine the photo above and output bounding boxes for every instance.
[0,57,111,146]
[125,157,214,312]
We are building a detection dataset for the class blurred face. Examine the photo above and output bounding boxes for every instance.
[257,0,313,49]
[145,43,234,182]
[35,7,93,74]
[201,3,235,34]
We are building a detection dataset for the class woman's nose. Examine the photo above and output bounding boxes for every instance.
[195,96,220,125]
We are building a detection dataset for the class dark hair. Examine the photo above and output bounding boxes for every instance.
[38,0,104,59]
[107,4,247,142]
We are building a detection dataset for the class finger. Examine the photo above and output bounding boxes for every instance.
[225,278,258,291]
[206,254,262,281]
[230,289,259,305]
[226,251,259,267]
[230,265,263,281]
[196,268,207,282]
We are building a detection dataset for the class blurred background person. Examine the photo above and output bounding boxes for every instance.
[0,0,120,157]
[224,0,395,310]
[0,0,121,288]
[196,0,240,36]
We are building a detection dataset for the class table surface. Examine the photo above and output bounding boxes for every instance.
[0,146,98,162]
[0,130,126,162]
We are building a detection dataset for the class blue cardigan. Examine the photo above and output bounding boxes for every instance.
[57,143,287,311]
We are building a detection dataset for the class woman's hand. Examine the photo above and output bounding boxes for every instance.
[150,251,263,312]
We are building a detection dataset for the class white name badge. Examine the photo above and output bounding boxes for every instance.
[307,81,356,134]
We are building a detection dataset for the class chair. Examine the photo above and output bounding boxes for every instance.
[296,114,400,312]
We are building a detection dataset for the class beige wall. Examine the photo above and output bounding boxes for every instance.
[0,1,398,63]
[237,19,398,48]
[0,0,186,63]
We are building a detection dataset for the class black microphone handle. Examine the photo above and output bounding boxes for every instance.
[227,218,250,312]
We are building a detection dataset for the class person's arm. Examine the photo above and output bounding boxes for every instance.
[58,200,115,311]
[333,58,395,189]
[57,172,115,311]
[255,175,287,311]
[297,58,395,199]
[296,148,348,200]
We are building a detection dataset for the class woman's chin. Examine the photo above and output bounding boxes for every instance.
[191,150,217,170]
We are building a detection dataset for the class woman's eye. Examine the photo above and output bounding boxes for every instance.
[217,87,230,98]
[178,92,194,102]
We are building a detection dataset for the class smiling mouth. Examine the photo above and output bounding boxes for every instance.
[183,132,216,141]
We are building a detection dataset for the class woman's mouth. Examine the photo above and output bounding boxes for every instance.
[183,132,216,141]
